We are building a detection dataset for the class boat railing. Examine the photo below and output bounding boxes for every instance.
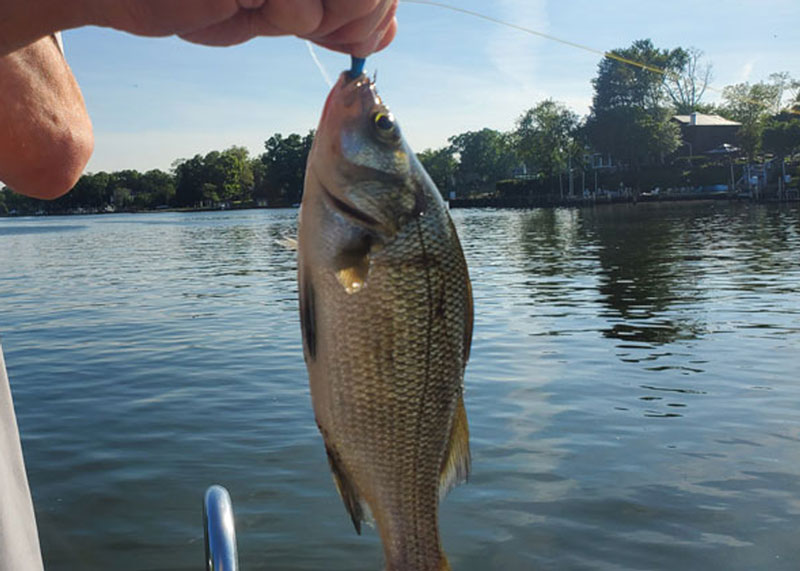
[203,485,239,571]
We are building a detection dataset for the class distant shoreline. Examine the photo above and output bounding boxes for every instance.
[3,191,799,218]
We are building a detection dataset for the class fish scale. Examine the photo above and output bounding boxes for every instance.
[298,70,472,571]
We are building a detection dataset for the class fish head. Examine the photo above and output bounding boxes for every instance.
[305,71,426,238]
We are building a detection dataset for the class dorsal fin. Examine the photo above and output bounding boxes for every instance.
[439,395,471,499]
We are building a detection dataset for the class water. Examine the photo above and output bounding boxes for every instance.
[1,202,799,570]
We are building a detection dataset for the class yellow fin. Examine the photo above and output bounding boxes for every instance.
[333,236,371,294]
[335,254,369,294]
[439,395,471,500]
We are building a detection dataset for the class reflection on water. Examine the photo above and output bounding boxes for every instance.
[1,202,800,570]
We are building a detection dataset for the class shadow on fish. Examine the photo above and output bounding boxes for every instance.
[297,64,474,571]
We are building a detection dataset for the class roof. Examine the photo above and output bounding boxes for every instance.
[673,113,741,127]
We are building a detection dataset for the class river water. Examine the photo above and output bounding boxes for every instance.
[1,202,799,570]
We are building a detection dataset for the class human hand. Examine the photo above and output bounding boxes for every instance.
[82,0,398,57]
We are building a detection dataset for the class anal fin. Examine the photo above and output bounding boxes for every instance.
[324,443,369,534]
[439,395,471,500]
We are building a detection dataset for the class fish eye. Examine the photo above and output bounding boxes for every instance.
[373,112,395,132]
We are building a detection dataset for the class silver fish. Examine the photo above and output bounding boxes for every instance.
[298,70,473,571]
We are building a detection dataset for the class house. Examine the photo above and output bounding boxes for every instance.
[672,112,741,155]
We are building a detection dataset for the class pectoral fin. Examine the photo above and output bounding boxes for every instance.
[276,235,298,250]
[439,395,471,500]
[333,233,373,295]
[334,253,370,294]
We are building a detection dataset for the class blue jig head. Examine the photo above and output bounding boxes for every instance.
[348,56,366,79]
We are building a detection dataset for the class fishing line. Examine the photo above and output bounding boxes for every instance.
[400,0,799,116]
[401,0,662,73]
[305,40,333,88]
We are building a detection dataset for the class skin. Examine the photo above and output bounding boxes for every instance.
[0,36,94,200]
[0,0,398,199]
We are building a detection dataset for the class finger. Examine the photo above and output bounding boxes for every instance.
[179,10,282,46]
[313,5,396,58]
[88,0,241,37]
[310,0,395,49]
[310,0,384,37]
[372,16,397,53]
[261,0,324,36]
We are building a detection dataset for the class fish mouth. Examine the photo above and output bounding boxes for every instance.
[337,71,383,108]
[341,68,371,86]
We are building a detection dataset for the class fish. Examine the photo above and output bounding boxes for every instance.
[297,69,473,571]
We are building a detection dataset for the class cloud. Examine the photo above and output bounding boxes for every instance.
[486,0,550,93]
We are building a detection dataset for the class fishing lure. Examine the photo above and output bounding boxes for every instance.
[349,56,366,79]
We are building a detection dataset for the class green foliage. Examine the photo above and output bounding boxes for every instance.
[721,82,776,159]
[140,169,176,206]
[514,100,582,184]
[256,131,314,205]
[448,128,518,192]
[174,147,253,207]
[588,106,680,172]
[173,146,253,207]
[174,155,206,206]
[417,147,457,197]
[592,39,686,111]
[587,39,683,170]
[763,112,800,158]
[719,75,798,159]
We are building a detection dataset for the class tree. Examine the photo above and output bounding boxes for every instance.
[664,47,713,114]
[174,155,206,206]
[592,39,686,111]
[448,128,517,193]
[258,131,314,205]
[514,100,581,187]
[417,147,457,198]
[172,146,254,207]
[721,81,782,159]
[126,169,177,208]
[202,147,254,203]
[69,171,111,208]
[767,72,800,114]
[763,112,800,158]
[586,39,683,172]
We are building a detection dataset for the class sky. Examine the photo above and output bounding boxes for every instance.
[57,0,800,174]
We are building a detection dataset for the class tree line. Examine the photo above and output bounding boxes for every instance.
[3,38,800,216]
[1,132,315,215]
[420,40,800,200]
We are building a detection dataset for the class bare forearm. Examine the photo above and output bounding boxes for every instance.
[0,36,93,199]
[0,0,396,199]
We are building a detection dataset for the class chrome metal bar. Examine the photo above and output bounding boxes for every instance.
[203,485,239,571]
